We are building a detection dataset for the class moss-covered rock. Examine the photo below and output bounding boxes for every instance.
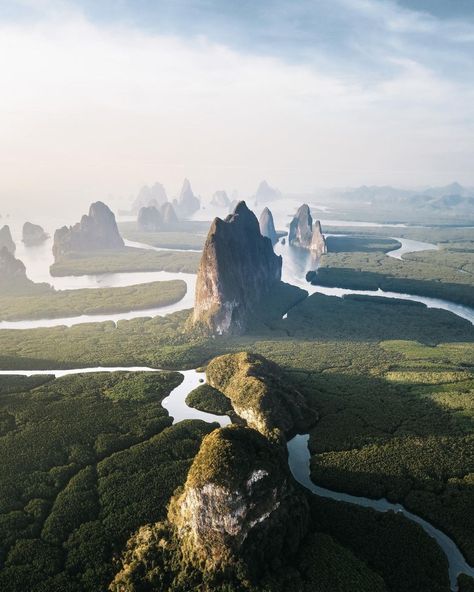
[206,352,317,439]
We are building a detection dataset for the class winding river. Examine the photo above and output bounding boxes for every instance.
[2,365,472,589]
[2,217,474,588]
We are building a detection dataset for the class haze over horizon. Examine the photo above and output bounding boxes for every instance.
[1,0,474,213]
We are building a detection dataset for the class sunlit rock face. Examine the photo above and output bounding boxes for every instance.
[132,182,168,213]
[53,201,124,260]
[288,204,327,255]
[137,205,162,231]
[259,207,278,246]
[206,352,318,440]
[0,225,15,254]
[173,178,200,218]
[22,222,48,246]
[192,201,282,335]
[168,426,308,574]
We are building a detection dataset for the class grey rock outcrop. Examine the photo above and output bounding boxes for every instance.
[255,180,281,203]
[259,207,278,246]
[0,247,35,293]
[192,201,282,335]
[289,204,327,255]
[160,202,178,225]
[0,225,15,254]
[137,206,162,232]
[22,222,49,246]
[53,201,124,260]
[173,178,200,218]
[131,182,167,213]
[210,190,230,208]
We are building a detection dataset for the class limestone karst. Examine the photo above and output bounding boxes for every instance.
[288,204,327,255]
[131,182,167,213]
[210,190,231,208]
[259,207,278,246]
[0,247,31,291]
[137,205,162,232]
[255,180,281,203]
[0,225,15,254]
[160,201,179,225]
[206,352,317,439]
[53,201,124,260]
[111,425,309,590]
[173,178,200,218]
[192,201,283,335]
[22,222,49,246]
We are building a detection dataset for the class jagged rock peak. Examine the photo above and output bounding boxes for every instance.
[173,178,200,218]
[0,225,15,254]
[289,204,327,255]
[22,222,49,246]
[167,425,309,574]
[0,246,26,282]
[160,201,178,225]
[53,201,124,260]
[192,201,282,335]
[259,207,278,246]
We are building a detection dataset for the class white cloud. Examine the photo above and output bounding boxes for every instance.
[0,5,473,214]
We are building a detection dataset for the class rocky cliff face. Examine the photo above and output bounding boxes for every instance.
[137,205,162,231]
[0,247,33,292]
[289,204,327,255]
[173,178,200,218]
[206,352,317,439]
[53,201,124,260]
[259,207,278,246]
[22,222,48,246]
[132,182,167,213]
[192,201,282,335]
[168,426,308,574]
[0,225,15,254]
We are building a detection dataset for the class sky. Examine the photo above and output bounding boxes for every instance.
[1,0,474,213]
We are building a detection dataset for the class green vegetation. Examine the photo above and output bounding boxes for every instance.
[185,384,232,415]
[0,371,215,591]
[119,221,206,250]
[0,280,186,321]
[459,574,474,592]
[325,235,400,253]
[49,247,200,276]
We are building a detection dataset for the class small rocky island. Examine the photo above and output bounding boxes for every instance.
[289,204,327,255]
[22,222,49,246]
[259,207,278,246]
[53,201,124,260]
[173,178,200,218]
[192,201,299,335]
[255,180,281,203]
[137,202,179,231]
[0,225,15,254]
[210,190,231,208]
[131,182,168,213]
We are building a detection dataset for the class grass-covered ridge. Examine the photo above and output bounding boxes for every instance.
[0,280,186,321]
[49,246,200,276]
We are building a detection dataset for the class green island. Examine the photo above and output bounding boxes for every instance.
[309,231,474,307]
[49,247,200,276]
[0,280,186,321]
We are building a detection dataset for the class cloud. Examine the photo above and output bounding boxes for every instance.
[0,1,473,213]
